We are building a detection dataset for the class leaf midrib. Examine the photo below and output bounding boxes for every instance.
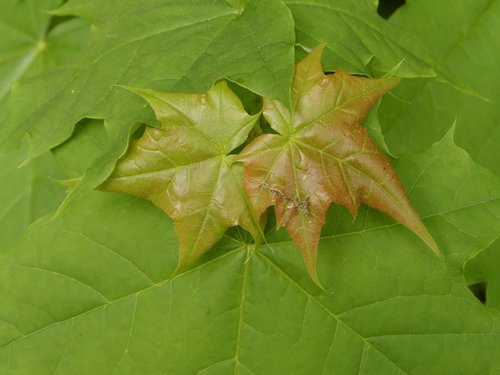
[294,138,405,212]
[256,252,409,374]
[108,154,228,182]
[289,77,397,135]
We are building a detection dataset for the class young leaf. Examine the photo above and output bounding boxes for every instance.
[238,45,439,284]
[100,81,262,270]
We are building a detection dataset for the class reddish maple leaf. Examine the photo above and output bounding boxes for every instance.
[238,45,440,285]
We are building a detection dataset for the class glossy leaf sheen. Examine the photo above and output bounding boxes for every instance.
[239,46,439,283]
[101,81,261,269]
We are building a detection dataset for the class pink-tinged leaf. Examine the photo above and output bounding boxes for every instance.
[238,45,440,285]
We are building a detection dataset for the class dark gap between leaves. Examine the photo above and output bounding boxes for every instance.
[468,282,487,305]
[131,124,147,140]
[46,0,70,31]
[52,118,105,151]
[47,15,75,33]
[227,80,279,155]
[377,0,406,19]
[227,81,262,116]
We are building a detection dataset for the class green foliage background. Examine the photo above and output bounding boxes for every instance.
[1,0,500,373]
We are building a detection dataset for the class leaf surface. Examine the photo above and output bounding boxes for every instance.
[284,0,436,77]
[2,2,500,373]
[52,119,110,179]
[380,0,500,175]
[238,45,438,283]
[0,0,295,162]
[466,239,500,310]
[101,81,261,269]
[0,144,66,252]
[0,0,90,102]
[2,129,500,373]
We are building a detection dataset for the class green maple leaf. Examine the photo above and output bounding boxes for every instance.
[238,45,439,284]
[379,0,500,175]
[100,81,262,269]
[2,129,500,374]
[284,0,436,78]
[3,2,500,373]
[0,0,295,162]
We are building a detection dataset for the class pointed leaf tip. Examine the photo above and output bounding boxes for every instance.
[101,82,262,271]
[239,45,435,282]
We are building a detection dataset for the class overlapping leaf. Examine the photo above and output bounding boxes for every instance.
[238,45,439,283]
[2,129,500,373]
[284,0,436,77]
[100,81,261,269]
[380,0,500,175]
[0,144,66,252]
[0,0,90,103]
[0,0,295,163]
[2,1,500,373]
[466,239,500,310]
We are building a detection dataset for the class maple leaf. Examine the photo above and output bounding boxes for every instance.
[238,45,440,285]
[100,81,262,270]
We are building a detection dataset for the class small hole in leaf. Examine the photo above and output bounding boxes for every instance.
[468,282,487,304]
[377,0,406,19]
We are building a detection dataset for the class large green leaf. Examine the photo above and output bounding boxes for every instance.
[0,0,295,162]
[283,0,436,77]
[380,0,500,175]
[2,2,500,373]
[1,121,500,374]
